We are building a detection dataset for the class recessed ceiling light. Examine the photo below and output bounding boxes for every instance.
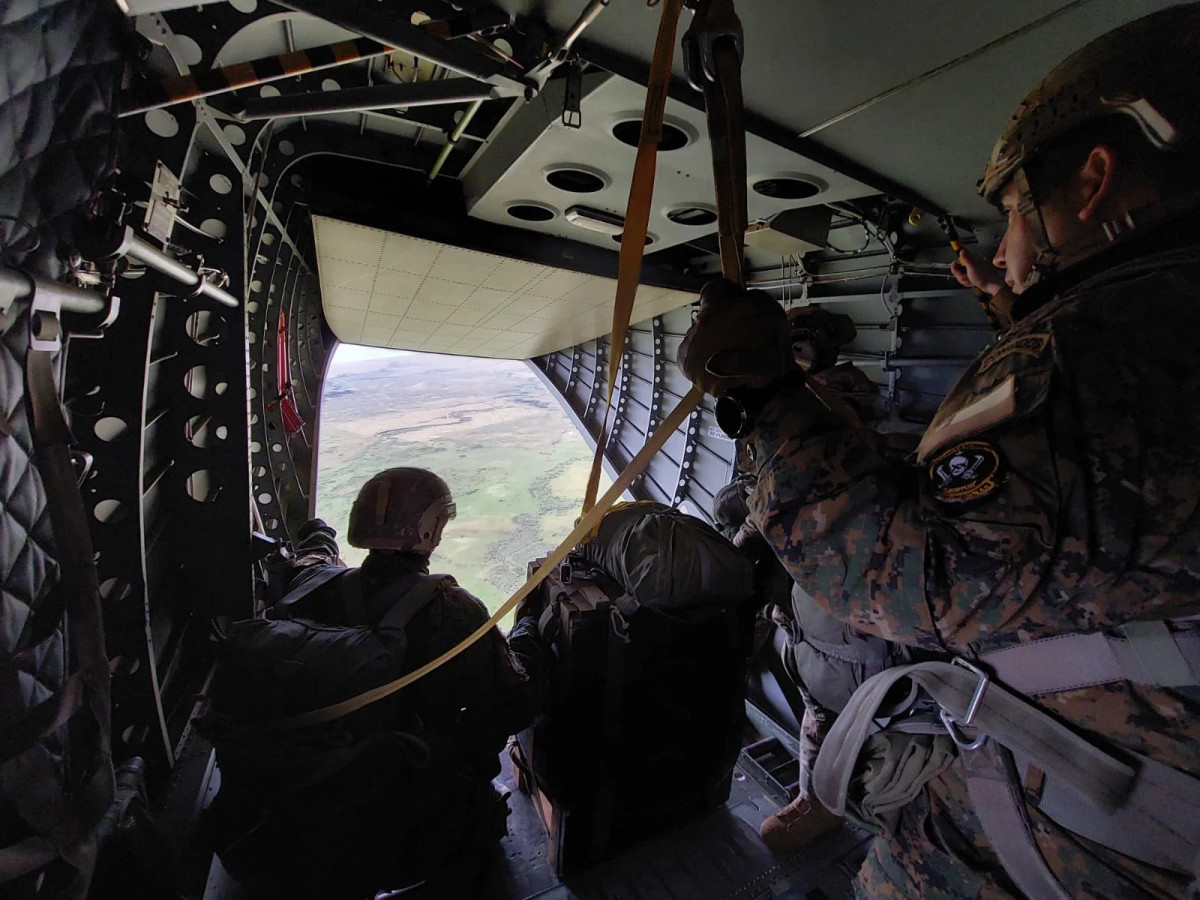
[666,206,718,226]
[565,206,624,236]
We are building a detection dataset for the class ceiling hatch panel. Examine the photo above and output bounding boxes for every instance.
[313,216,695,358]
[461,73,876,252]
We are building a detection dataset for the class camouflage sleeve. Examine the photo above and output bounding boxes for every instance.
[749,284,1200,652]
[284,519,344,592]
[747,386,942,647]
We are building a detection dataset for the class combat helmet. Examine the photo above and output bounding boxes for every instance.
[980,4,1200,204]
[347,467,457,553]
[978,4,1200,285]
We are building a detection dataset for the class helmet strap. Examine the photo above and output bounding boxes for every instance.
[1011,166,1060,291]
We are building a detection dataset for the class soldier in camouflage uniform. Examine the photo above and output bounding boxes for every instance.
[680,7,1200,898]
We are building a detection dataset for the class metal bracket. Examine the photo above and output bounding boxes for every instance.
[523,0,610,98]
[940,657,990,752]
[29,289,63,352]
[144,161,181,244]
[561,60,583,128]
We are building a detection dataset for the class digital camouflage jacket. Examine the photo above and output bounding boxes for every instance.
[745,235,1200,899]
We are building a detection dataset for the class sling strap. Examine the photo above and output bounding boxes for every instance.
[813,645,1200,898]
[269,566,449,632]
[270,565,349,616]
[374,574,451,633]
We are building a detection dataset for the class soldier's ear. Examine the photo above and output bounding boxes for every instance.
[1075,145,1116,223]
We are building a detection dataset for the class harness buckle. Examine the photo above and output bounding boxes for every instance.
[940,657,990,752]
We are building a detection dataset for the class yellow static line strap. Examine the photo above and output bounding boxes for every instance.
[582,0,685,516]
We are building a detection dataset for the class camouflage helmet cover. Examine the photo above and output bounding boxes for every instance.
[347,467,457,553]
[979,3,1200,204]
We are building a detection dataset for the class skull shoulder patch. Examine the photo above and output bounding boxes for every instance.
[926,440,1005,504]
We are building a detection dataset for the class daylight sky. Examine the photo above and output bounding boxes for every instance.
[315,341,614,615]
[329,343,412,369]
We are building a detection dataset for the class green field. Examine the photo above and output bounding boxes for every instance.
[314,349,609,619]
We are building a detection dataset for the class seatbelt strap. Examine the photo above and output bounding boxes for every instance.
[982,623,1200,694]
[581,0,686,516]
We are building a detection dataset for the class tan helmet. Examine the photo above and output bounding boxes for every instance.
[347,467,457,553]
[979,4,1200,206]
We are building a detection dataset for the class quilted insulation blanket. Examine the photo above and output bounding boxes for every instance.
[1,1,121,896]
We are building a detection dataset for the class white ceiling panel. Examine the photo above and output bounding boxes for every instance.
[313,216,697,358]
[462,72,878,253]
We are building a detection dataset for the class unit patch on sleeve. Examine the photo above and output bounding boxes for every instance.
[927,440,1005,504]
[977,332,1051,374]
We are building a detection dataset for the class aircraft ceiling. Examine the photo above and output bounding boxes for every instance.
[151,0,1189,357]
[493,0,1185,219]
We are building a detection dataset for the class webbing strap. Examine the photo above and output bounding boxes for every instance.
[271,565,348,615]
[961,743,1071,900]
[814,660,1200,878]
[981,626,1200,695]
[581,0,684,516]
[689,0,746,285]
[375,574,450,633]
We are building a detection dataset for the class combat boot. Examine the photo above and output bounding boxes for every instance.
[758,793,842,852]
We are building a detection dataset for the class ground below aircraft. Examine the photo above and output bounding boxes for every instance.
[0,0,1182,897]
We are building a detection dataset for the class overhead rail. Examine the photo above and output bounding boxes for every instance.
[119,37,394,117]
[240,77,517,120]
[271,0,517,85]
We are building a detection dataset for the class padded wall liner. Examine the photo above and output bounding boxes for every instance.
[0,1,121,894]
[0,0,122,275]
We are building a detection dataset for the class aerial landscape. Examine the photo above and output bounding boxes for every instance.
[314,348,610,619]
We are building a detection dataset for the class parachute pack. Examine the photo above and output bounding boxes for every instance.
[513,502,756,874]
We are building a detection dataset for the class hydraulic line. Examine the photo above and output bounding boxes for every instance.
[427,98,484,181]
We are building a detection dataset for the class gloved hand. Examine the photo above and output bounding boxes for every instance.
[787,305,857,372]
[677,279,796,396]
[508,615,557,677]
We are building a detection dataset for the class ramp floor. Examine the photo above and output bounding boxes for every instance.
[202,753,869,900]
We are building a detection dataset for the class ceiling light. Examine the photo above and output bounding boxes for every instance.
[565,206,624,236]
